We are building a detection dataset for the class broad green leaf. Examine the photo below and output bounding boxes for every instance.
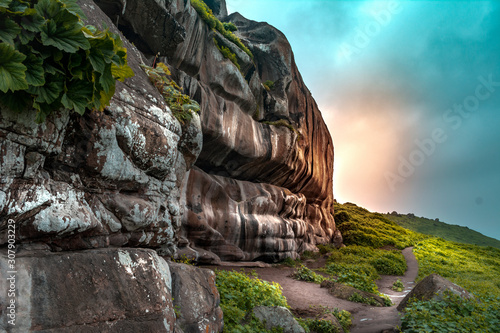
[18,29,35,44]
[0,0,12,9]
[40,18,90,52]
[0,90,31,112]
[7,0,28,13]
[33,98,63,123]
[111,50,126,67]
[89,34,115,64]
[0,15,21,44]
[24,54,45,86]
[68,52,84,79]
[111,63,134,81]
[0,42,27,92]
[60,0,86,20]
[28,75,63,103]
[42,60,64,75]
[88,47,105,72]
[34,0,63,20]
[61,79,92,115]
[98,64,114,94]
[20,9,46,33]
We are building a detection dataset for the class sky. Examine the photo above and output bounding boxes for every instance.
[225,0,500,241]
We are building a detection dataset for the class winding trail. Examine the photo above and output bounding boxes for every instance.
[209,247,419,333]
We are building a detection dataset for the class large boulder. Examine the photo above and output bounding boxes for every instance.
[169,262,223,333]
[397,273,475,311]
[0,248,176,332]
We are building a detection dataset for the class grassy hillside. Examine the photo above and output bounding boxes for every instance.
[384,212,500,249]
[334,202,428,249]
[334,202,500,332]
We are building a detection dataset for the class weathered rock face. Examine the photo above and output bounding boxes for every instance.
[0,247,222,332]
[92,0,340,261]
[0,0,222,331]
[0,0,201,255]
[169,262,223,333]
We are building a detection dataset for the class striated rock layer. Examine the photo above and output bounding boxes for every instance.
[0,1,219,332]
[93,0,341,261]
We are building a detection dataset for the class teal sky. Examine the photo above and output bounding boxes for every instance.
[226,0,500,241]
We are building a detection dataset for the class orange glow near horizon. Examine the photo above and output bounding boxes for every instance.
[323,104,415,214]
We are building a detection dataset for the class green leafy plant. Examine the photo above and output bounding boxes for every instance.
[190,0,252,58]
[263,79,275,91]
[392,278,404,292]
[215,269,289,332]
[142,62,199,125]
[401,291,500,333]
[292,265,326,284]
[348,292,379,306]
[296,306,352,333]
[223,21,237,32]
[303,318,339,333]
[0,0,133,122]
[173,254,195,265]
[280,257,300,267]
[213,37,240,70]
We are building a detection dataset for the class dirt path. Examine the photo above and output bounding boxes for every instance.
[209,247,419,333]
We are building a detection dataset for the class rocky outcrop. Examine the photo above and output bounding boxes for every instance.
[169,262,223,333]
[92,0,340,261]
[0,0,219,331]
[0,247,222,332]
[1,0,338,329]
[397,274,475,311]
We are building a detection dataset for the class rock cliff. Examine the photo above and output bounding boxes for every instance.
[0,0,339,331]
[92,0,341,261]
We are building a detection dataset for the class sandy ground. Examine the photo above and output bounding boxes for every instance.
[206,247,418,333]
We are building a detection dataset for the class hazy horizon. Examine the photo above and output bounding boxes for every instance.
[226,0,500,241]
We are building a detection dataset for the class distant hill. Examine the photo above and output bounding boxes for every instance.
[384,212,500,249]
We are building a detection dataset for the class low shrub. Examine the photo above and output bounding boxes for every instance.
[391,278,404,292]
[401,292,500,333]
[348,292,379,306]
[281,257,299,267]
[215,269,289,332]
[223,22,237,32]
[293,265,326,284]
[263,79,275,91]
[303,318,339,333]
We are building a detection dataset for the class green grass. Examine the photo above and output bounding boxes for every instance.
[385,213,500,249]
[334,202,427,249]
[413,237,500,298]
[400,230,500,332]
